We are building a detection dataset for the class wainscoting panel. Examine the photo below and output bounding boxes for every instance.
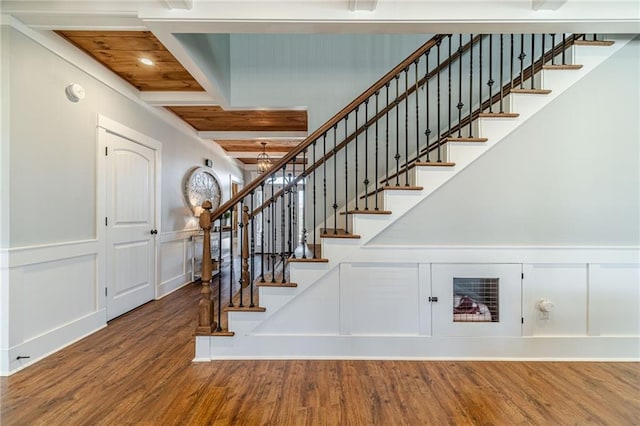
[588,264,640,336]
[158,231,196,297]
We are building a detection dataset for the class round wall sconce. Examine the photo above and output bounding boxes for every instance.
[65,83,86,102]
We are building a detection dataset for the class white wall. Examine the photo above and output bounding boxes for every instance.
[0,24,243,375]
[371,37,640,246]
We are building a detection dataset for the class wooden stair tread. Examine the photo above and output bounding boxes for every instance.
[574,40,614,46]
[257,281,298,287]
[542,64,583,70]
[415,161,456,167]
[341,209,392,215]
[511,88,552,94]
[444,137,488,142]
[288,257,329,263]
[320,233,361,239]
[478,112,520,118]
[211,330,235,337]
[224,306,266,312]
[382,185,423,191]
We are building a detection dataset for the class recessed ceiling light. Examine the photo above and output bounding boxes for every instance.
[139,58,154,66]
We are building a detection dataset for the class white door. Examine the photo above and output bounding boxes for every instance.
[104,131,157,320]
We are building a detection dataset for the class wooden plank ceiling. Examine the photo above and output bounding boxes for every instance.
[57,30,307,165]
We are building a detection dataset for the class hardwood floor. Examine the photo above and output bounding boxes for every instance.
[1,282,639,425]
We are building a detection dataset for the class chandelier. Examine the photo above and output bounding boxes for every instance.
[256,141,272,174]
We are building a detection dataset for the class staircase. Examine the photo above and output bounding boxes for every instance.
[194,33,635,360]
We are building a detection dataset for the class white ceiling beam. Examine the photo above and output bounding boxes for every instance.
[163,0,194,10]
[532,0,568,11]
[199,131,308,139]
[225,151,289,158]
[140,91,217,106]
[348,0,378,12]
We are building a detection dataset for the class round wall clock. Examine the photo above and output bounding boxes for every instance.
[184,167,222,214]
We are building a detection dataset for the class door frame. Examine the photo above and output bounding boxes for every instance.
[96,115,162,320]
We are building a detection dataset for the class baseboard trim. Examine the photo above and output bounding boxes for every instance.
[1,309,106,376]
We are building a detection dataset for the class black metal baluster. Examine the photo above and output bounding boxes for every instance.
[457,34,463,137]
[447,34,452,136]
[437,38,442,162]
[468,37,473,138]
[228,207,234,306]
[479,34,483,112]
[322,133,327,233]
[270,175,276,283]
[249,192,255,307]
[404,67,409,186]
[562,33,566,65]
[499,34,504,113]
[260,182,265,282]
[238,199,244,307]
[302,148,307,259]
[385,83,390,185]
[216,224,222,331]
[375,91,380,210]
[510,34,514,90]
[541,34,546,66]
[312,140,317,258]
[519,34,526,89]
[344,116,349,234]
[354,107,360,209]
[551,34,556,65]
[280,167,286,283]
[283,171,296,257]
[364,99,370,209]
[415,58,420,153]
[395,75,400,186]
[425,48,432,160]
[333,124,338,234]
[488,34,494,113]
[531,33,536,89]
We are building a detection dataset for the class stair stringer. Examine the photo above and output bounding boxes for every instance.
[196,35,634,360]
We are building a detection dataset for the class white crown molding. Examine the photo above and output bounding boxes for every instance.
[0,14,219,153]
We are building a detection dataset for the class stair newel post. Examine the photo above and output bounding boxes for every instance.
[270,175,277,283]
[216,220,222,332]
[551,34,556,65]
[447,34,453,136]
[260,182,266,282]
[519,34,526,89]
[562,33,566,65]
[425,48,431,161]
[457,34,464,137]
[468,35,473,138]
[249,194,255,307]
[385,82,390,184]
[499,34,504,113]
[374,90,380,211]
[530,34,536,89]
[228,207,235,307]
[322,133,327,233]
[312,140,317,258]
[404,66,409,186]
[487,34,494,113]
[344,116,349,233]
[395,74,401,186]
[333,124,338,234]
[196,200,215,334]
[436,38,442,163]
[415,58,420,156]
[280,166,286,281]
[354,107,360,210]
[364,99,370,210]
[238,199,245,307]
[302,148,308,259]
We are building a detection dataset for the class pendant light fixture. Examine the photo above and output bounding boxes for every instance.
[256,141,272,174]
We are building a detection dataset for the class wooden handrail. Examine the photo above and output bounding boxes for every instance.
[212,33,448,220]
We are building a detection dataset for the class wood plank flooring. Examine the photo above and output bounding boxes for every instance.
[1,282,639,425]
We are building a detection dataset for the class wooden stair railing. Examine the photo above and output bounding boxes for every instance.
[197,32,597,335]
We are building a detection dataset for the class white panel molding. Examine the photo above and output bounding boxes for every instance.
[158,228,199,243]
[5,239,99,268]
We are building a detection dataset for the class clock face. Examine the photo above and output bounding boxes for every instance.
[184,167,222,214]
